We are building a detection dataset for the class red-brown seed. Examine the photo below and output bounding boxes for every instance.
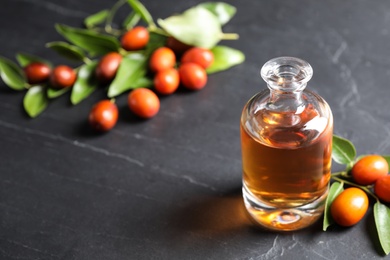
[50,65,76,89]
[179,63,207,90]
[154,68,179,95]
[121,26,150,51]
[24,62,51,84]
[149,47,176,73]
[375,175,390,203]
[181,48,214,69]
[128,88,160,119]
[330,187,369,227]
[89,100,118,132]
[95,52,123,83]
[351,155,389,185]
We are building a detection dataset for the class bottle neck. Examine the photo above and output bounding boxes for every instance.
[260,57,313,112]
[267,84,305,112]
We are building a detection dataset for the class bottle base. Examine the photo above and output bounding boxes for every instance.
[242,185,328,231]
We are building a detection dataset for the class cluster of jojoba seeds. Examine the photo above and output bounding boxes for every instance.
[22,26,216,132]
[330,155,390,227]
[85,26,214,132]
[24,62,76,89]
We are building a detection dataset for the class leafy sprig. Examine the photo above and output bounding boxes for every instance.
[325,135,390,255]
[0,1,245,118]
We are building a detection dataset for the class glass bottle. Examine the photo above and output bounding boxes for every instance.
[240,57,333,231]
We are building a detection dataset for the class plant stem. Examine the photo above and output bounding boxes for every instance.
[348,161,354,169]
[92,27,122,37]
[331,171,351,178]
[220,33,239,40]
[148,22,158,30]
[106,28,123,36]
[118,48,128,56]
[105,0,127,34]
[148,26,168,36]
[118,48,144,57]
[331,176,379,201]
[331,171,345,177]
[83,57,93,65]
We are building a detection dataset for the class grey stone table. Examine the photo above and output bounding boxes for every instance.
[0,0,389,259]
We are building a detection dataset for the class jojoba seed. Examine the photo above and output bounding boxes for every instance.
[149,47,176,72]
[179,62,207,90]
[181,48,214,69]
[89,100,118,132]
[96,52,122,83]
[154,68,179,95]
[24,62,51,84]
[50,65,76,89]
[128,88,160,119]
[121,26,149,51]
[374,175,390,203]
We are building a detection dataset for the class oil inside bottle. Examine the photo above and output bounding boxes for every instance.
[240,57,333,231]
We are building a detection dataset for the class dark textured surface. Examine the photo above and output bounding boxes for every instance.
[0,0,390,259]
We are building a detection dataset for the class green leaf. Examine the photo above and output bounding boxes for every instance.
[55,24,120,56]
[0,56,26,90]
[158,6,223,49]
[84,9,109,28]
[16,52,52,68]
[71,61,98,105]
[23,85,49,118]
[123,11,141,30]
[47,87,70,99]
[145,32,167,55]
[332,135,356,166]
[197,2,236,25]
[374,202,390,255]
[132,76,153,89]
[206,45,245,74]
[46,41,86,62]
[323,181,344,231]
[127,0,155,27]
[108,53,147,97]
